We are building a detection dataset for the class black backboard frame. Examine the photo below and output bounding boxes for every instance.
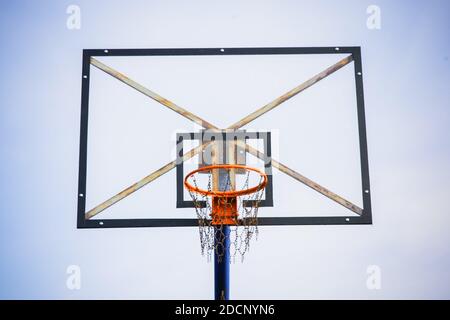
[77,47,372,228]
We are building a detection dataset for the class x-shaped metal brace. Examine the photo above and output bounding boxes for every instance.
[85,54,363,220]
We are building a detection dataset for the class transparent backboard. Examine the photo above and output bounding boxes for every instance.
[77,47,371,228]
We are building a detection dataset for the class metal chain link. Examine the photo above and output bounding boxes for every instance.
[187,167,265,262]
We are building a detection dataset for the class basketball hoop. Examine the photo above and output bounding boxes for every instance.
[185,164,268,261]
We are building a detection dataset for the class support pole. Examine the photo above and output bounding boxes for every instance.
[213,140,233,300]
[214,226,230,300]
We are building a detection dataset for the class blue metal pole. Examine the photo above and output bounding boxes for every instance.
[214,226,230,300]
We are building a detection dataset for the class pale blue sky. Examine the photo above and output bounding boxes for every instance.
[0,0,449,299]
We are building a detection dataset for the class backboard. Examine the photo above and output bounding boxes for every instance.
[77,47,371,228]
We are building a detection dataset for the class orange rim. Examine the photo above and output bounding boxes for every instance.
[184,164,268,197]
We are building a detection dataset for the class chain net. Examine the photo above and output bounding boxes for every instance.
[186,168,265,262]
